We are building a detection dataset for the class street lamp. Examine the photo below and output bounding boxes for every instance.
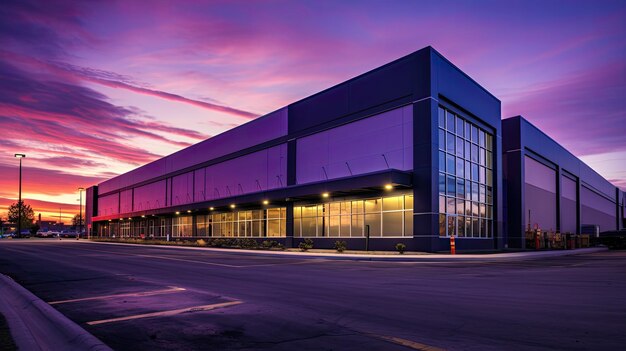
[78,187,84,240]
[14,154,25,238]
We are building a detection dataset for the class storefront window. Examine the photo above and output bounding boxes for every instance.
[294,194,413,238]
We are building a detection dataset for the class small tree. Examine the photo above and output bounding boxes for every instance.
[8,201,35,230]
[72,214,84,229]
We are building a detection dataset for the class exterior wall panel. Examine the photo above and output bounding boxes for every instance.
[171,171,194,206]
[133,180,166,211]
[581,185,616,232]
[97,193,119,217]
[524,156,556,231]
[205,144,287,200]
[98,108,288,195]
[296,106,413,184]
[120,189,133,214]
[560,175,577,233]
[193,168,205,202]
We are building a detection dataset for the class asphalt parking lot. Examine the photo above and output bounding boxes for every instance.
[0,240,625,350]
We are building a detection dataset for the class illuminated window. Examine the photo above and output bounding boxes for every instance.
[294,194,413,238]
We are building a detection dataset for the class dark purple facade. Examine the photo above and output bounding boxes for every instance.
[503,116,624,248]
[85,46,622,252]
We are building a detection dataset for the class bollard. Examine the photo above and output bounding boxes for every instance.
[450,235,456,255]
[535,231,540,250]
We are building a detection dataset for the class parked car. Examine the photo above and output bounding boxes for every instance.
[36,231,52,238]
[59,230,78,238]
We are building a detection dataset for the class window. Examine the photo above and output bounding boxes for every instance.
[172,216,193,237]
[437,105,494,238]
[208,208,286,237]
[294,194,413,238]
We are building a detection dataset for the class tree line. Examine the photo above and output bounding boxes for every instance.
[1,201,84,235]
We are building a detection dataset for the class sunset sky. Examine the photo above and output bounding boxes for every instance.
[1,0,624,223]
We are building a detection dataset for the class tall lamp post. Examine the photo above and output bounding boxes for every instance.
[14,154,26,237]
[78,187,84,239]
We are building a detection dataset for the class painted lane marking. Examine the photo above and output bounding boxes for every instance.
[86,300,243,326]
[368,334,446,351]
[48,286,186,305]
[55,246,243,268]
[135,254,241,267]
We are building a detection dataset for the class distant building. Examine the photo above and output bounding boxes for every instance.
[37,220,69,232]
[84,46,625,252]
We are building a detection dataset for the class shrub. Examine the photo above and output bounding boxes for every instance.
[211,238,225,247]
[299,238,314,252]
[196,239,207,247]
[334,240,347,253]
[395,243,406,254]
[240,238,258,249]
[262,240,280,249]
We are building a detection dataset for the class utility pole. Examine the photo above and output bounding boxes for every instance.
[78,187,84,239]
[14,154,26,237]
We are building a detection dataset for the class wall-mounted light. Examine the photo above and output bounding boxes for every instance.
[322,192,329,198]
[209,207,214,211]
[187,210,192,213]
[230,204,236,209]
[175,211,180,215]
[384,184,393,190]
[141,215,146,218]
[262,200,269,205]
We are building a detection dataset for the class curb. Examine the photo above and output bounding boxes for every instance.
[0,274,112,351]
[82,240,608,262]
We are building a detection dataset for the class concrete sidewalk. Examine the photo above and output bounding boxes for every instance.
[0,274,112,351]
[85,240,608,261]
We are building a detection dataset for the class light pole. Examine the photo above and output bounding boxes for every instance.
[78,187,84,239]
[14,154,26,237]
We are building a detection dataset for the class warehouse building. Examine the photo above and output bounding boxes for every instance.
[503,116,624,248]
[85,46,623,252]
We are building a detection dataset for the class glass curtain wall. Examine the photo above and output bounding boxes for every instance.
[438,106,494,238]
[196,208,287,238]
[294,194,413,238]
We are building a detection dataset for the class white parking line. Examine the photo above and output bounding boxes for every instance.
[368,333,446,351]
[135,254,241,267]
[48,286,186,305]
[86,300,243,325]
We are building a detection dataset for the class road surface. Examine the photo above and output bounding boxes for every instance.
[0,240,624,350]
